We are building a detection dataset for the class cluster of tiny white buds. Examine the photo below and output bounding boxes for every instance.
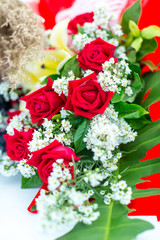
[52,71,76,97]
[0,152,18,177]
[17,159,36,178]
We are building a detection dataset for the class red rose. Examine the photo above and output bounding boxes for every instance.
[68,12,94,34]
[4,128,33,161]
[78,37,116,73]
[21,77,66,126]
[7,110,21,124]
[64,72,114,119]
[27,140,80,184]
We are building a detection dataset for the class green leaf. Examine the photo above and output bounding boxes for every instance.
[31,204,37,211]
[58,199,153,240]
[74,119,90,153]
[111,89,125,103]
[137,38,157,61]
[59,56,81,77]
[129,20,140,37]
[123,73,143,103]
[129,62,141,75]
[131,37,143,52]
[114,102,148,119]
[122,0,141,34]
[122,158,160,187]
[21,172,43,189]
[126,116,151,130]
[138,70,160,109]
[120,119,160,170]
[127,49,137,63]
[40,74,60,85]
[141,25,160,39]
[68,116,84,127]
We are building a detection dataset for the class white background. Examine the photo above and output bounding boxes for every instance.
[1,174,160,240]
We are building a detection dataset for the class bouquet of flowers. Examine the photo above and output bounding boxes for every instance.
[2,1,160,239]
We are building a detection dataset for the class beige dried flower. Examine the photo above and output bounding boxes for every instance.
[0,0,45,87]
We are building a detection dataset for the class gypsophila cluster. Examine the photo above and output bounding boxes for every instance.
[72,5,124,50]
[84,104,137,168]
[28,118,73,152]
[36,161,100,231]
[97,58,132,94]
[52,71,76,96]
[0,151,18,177]
[17,159,36,178]
[6,111,32,135]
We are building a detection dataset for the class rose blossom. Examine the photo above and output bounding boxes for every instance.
[78,37,116,73]
[27,140,80,184]
[64,72,114,119]
[68,12,94,34]
[4,128,33,161]
[21,77,66,126]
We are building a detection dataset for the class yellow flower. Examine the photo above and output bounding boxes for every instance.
[21,19,74,90]
[49,18,75,56]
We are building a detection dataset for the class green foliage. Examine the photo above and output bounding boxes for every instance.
[58,199,153,240]
[124,73,143,103]
[126,116,151,130]
[111,90,125,103]
[114,102,148,119]
[74,119,90,153]
[68,115,84,127]
[141,25,160,39]
[60,56,81,77]
[120,119,160,170]
[138,70,160,109]
[129,62,141,75]
[127,49,137,63]
[137,38,157,61]
[40,74,60,85]
[21,172,42,188]
[131,37,143,52]
[129,20,140,37]
[122,0,141,34]
[31,204,37,211]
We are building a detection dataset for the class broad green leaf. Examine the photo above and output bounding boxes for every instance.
[129,62,141,75]
[114,102,148,119]
[122,0,141,34]
[58,199,153,240]
[68,115,84,127]
[111,89,125,103]
[122,158,160,187]
[60,55,81,77]
[131,37,143,52]
[21,172,43,189]
[120,119,160,170]
[133,188,160,199]
[129,20,140,37]
[74,119,90,153]
[138,70,160,109]
[126,116,151,130]
[127,49,137,63]
[40,74,60,85]
[137,38,157,61]
[141,25,160,39]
